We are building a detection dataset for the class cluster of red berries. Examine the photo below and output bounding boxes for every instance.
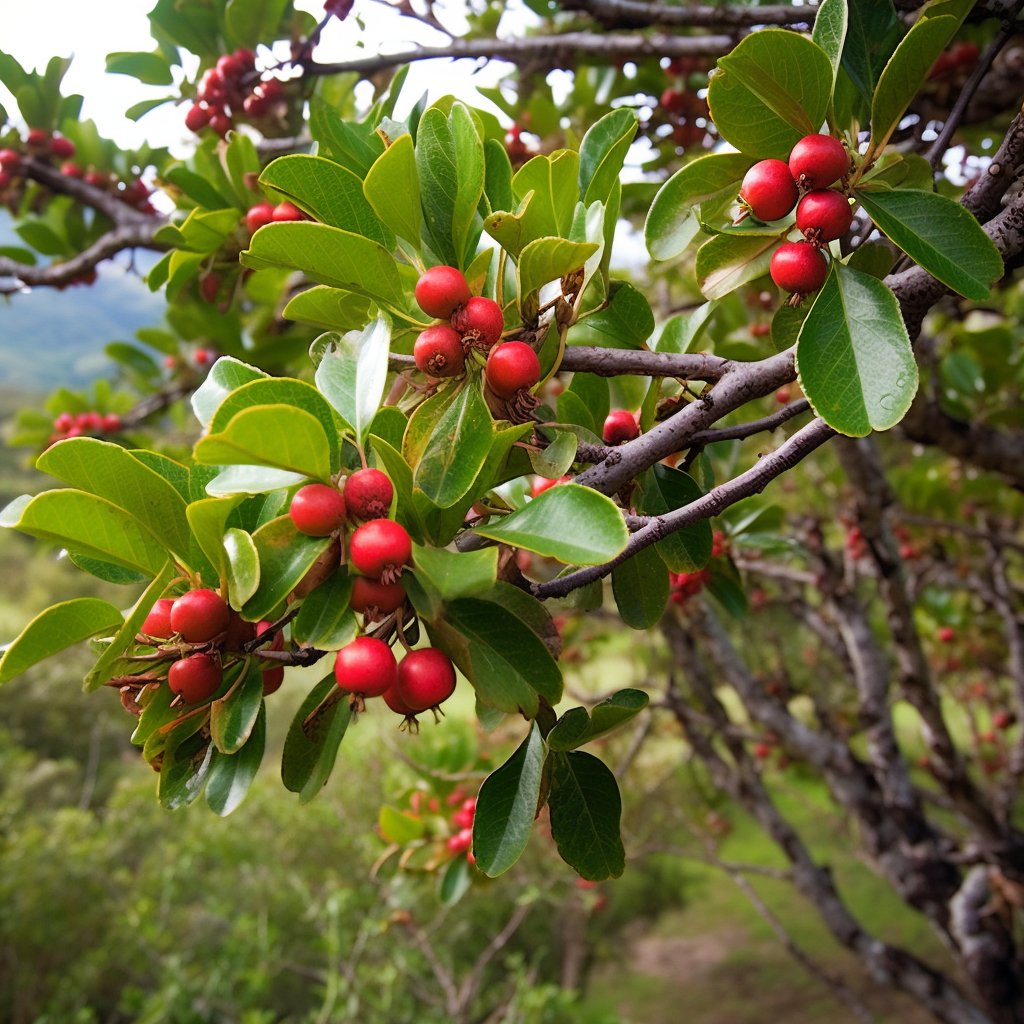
[928,41,980,80]
[138,588,285,705]
[0,131,73,189]
[245,200,305,233]
[844,525,867,561]
[49,410,123,445]
[186,49,285,137]
[446,795,477,860]
[738,134,853,303]
[669,533,728,605]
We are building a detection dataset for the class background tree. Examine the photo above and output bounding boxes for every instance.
[1,1,1023,1022]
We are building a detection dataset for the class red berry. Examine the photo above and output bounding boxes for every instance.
[334,636,398,698]
[209,113,233,137]
[345,468,394,521]
[243,93,270,118]
[396,648,457,712]
[272,201,304,222]
[53,412,74,432]
[168,653,223,703]
[60,161,82,177]
[383,683,418,718]
[246,203,276,233]
[170,588,231,642]
[485,341,541,399]
[603,409,640,445]
[223,612,257,651]
[234,47,257,69]
[796,190,853,244]
[50,136,74,159]
[414,265,471,319]
[770,242,828,296]
[660,87,686,115]
[216,54,244,80]
[0,148,22,168]
[788,134,849,190]
[101,413,123,433]
[451,296,504,351]
[289,483,347,537]
[938,626,956,644]
[753,742,772,760]
[141,598,176,640]
[26,128,49,149]
[255,619,284,652]
[447,828,473,854]
[993,710,1014,731]
[185,104,211,132]
[531,475,570,498]
[199,272,220,303]
[350,576,406,617]
[739,159,798,222]
[262,666,285,695]
[414,324,466,378]
[349,519,412,579]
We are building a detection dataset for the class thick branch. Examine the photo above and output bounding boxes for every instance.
[559,346,729,380]
[563,0,818,28]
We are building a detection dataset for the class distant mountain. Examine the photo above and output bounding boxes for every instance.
[0,213,164,392]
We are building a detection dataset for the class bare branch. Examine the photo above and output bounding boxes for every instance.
[563,0,818,28]
[559,346,729,380]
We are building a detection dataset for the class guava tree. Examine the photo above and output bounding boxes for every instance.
[1,1,1023,1021]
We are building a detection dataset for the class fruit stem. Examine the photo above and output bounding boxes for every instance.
[395,610,415,653]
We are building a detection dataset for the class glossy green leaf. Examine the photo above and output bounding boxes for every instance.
[1,491,171,576]
[105,51,174,85]
[579,107,637,206]
[548,689,650,752]
[242,222,405,309]
[581,281,655,349]
[708,30,832,158]
[309,96,385,176]
[206,704,266,816]
[855,188,1002,301]
[414,381,494,508]
[471,483,627,565]
[612,545,670,630]
[0,598,122,685]
[224,528,260,609]
[260,154,392,246]
[796,263,918,436]
[548,751,625,881]
[696,231,781,301]
[159,733,215,810]
[283,286,373,332]
[281,673,352,802]
[438,854,473,906]
[410,544,497,612]
[292,572,357,650]
[242,517,331,621]
[205,466,307,497]
[841,0,901,110]
[473,723,546,877]
[225,0,288,47]
[36,438,192,559]
[363,133,422,243]
[210,662,264,755]
[315,317,391,451]
[637,465,713,572]
[646,151,752,261]
[811,0,848,88]
[529,430,577,479]
[195,405,332,482]
[191,356,268,429]
[518,237,599,309]
[379,805,426,844]
[186,495,245,583]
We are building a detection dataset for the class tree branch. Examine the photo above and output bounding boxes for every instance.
[559,346,729,380]
[563,0,818,28]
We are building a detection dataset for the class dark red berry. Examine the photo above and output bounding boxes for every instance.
[60,161,82,177]
[223,612,256,651]
[209,113,233,137]
[141,598,175,640]
[485,342,541,398]
[243,93,270,118]
[272,201,304,222]
[50,136,75,159]
[345,468,394,521]
[770,242,828,296]
[349,519,412,580]
[26,128,49,149]
[414,324,466,378]
[739,159,798,222]
[169,588,231,642]
[199,272,220,303]
[168,653,223,703]
[350,576,406,617]
[216,54,244,80]
[603,409,640,445]
[415,265,471,319]
[788,135,849,190]
[383,683,418,719]
[246,202,275,233]
[334,636,398,698]
[396,648,457,712]
[185,104,211,132]
[796,190,853,243]
[660,87,686,115]
[289,483,347,537]
[938,626,956,644]
[451,296,504,351]
[0,148,22,168]
[262,666,285,695]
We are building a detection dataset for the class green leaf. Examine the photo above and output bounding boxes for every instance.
[1,491,171,576]
[612,545,669,630]
[548,689,650,752]
[225,0,288,47]
[841,0,901,110]
[696,231,782,301]
[195,405,333,482]
[513,151,580,239]
[471,483,628,565]
[242,517,331,621]
[637,465,713,572]
[206,704,266,816]
[645,153,752,261]
[854,188,1002,301]
[105,51,174,85]
[548,751,625,881]
[409,544,497,615]
[0,599,122,685]
[363,133,422,243]
[530,431,577,480]
[518,237,599,310]
[242,223,405,309]
[415,103,484,268]
[315,317,391,452]
[581,281,654,349]
[413,381,494,508]
[309,96,385,176]
[708,30,833,158]
[796,263,918,436]
[186,495,245,583]
[159,734,215,810]
[292,572,357,650]
[191,356,268,429]
[579,108,638,206]
[473,723,546,877]
[281,674,352,801]
[260,154,392,246]
[283,286,373,333]
[811,0,848,89]
[210,662,264,754]
[438,855,473,905]
[379,805,426,844]
[224,528,260,609]
[36,438,192,560]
